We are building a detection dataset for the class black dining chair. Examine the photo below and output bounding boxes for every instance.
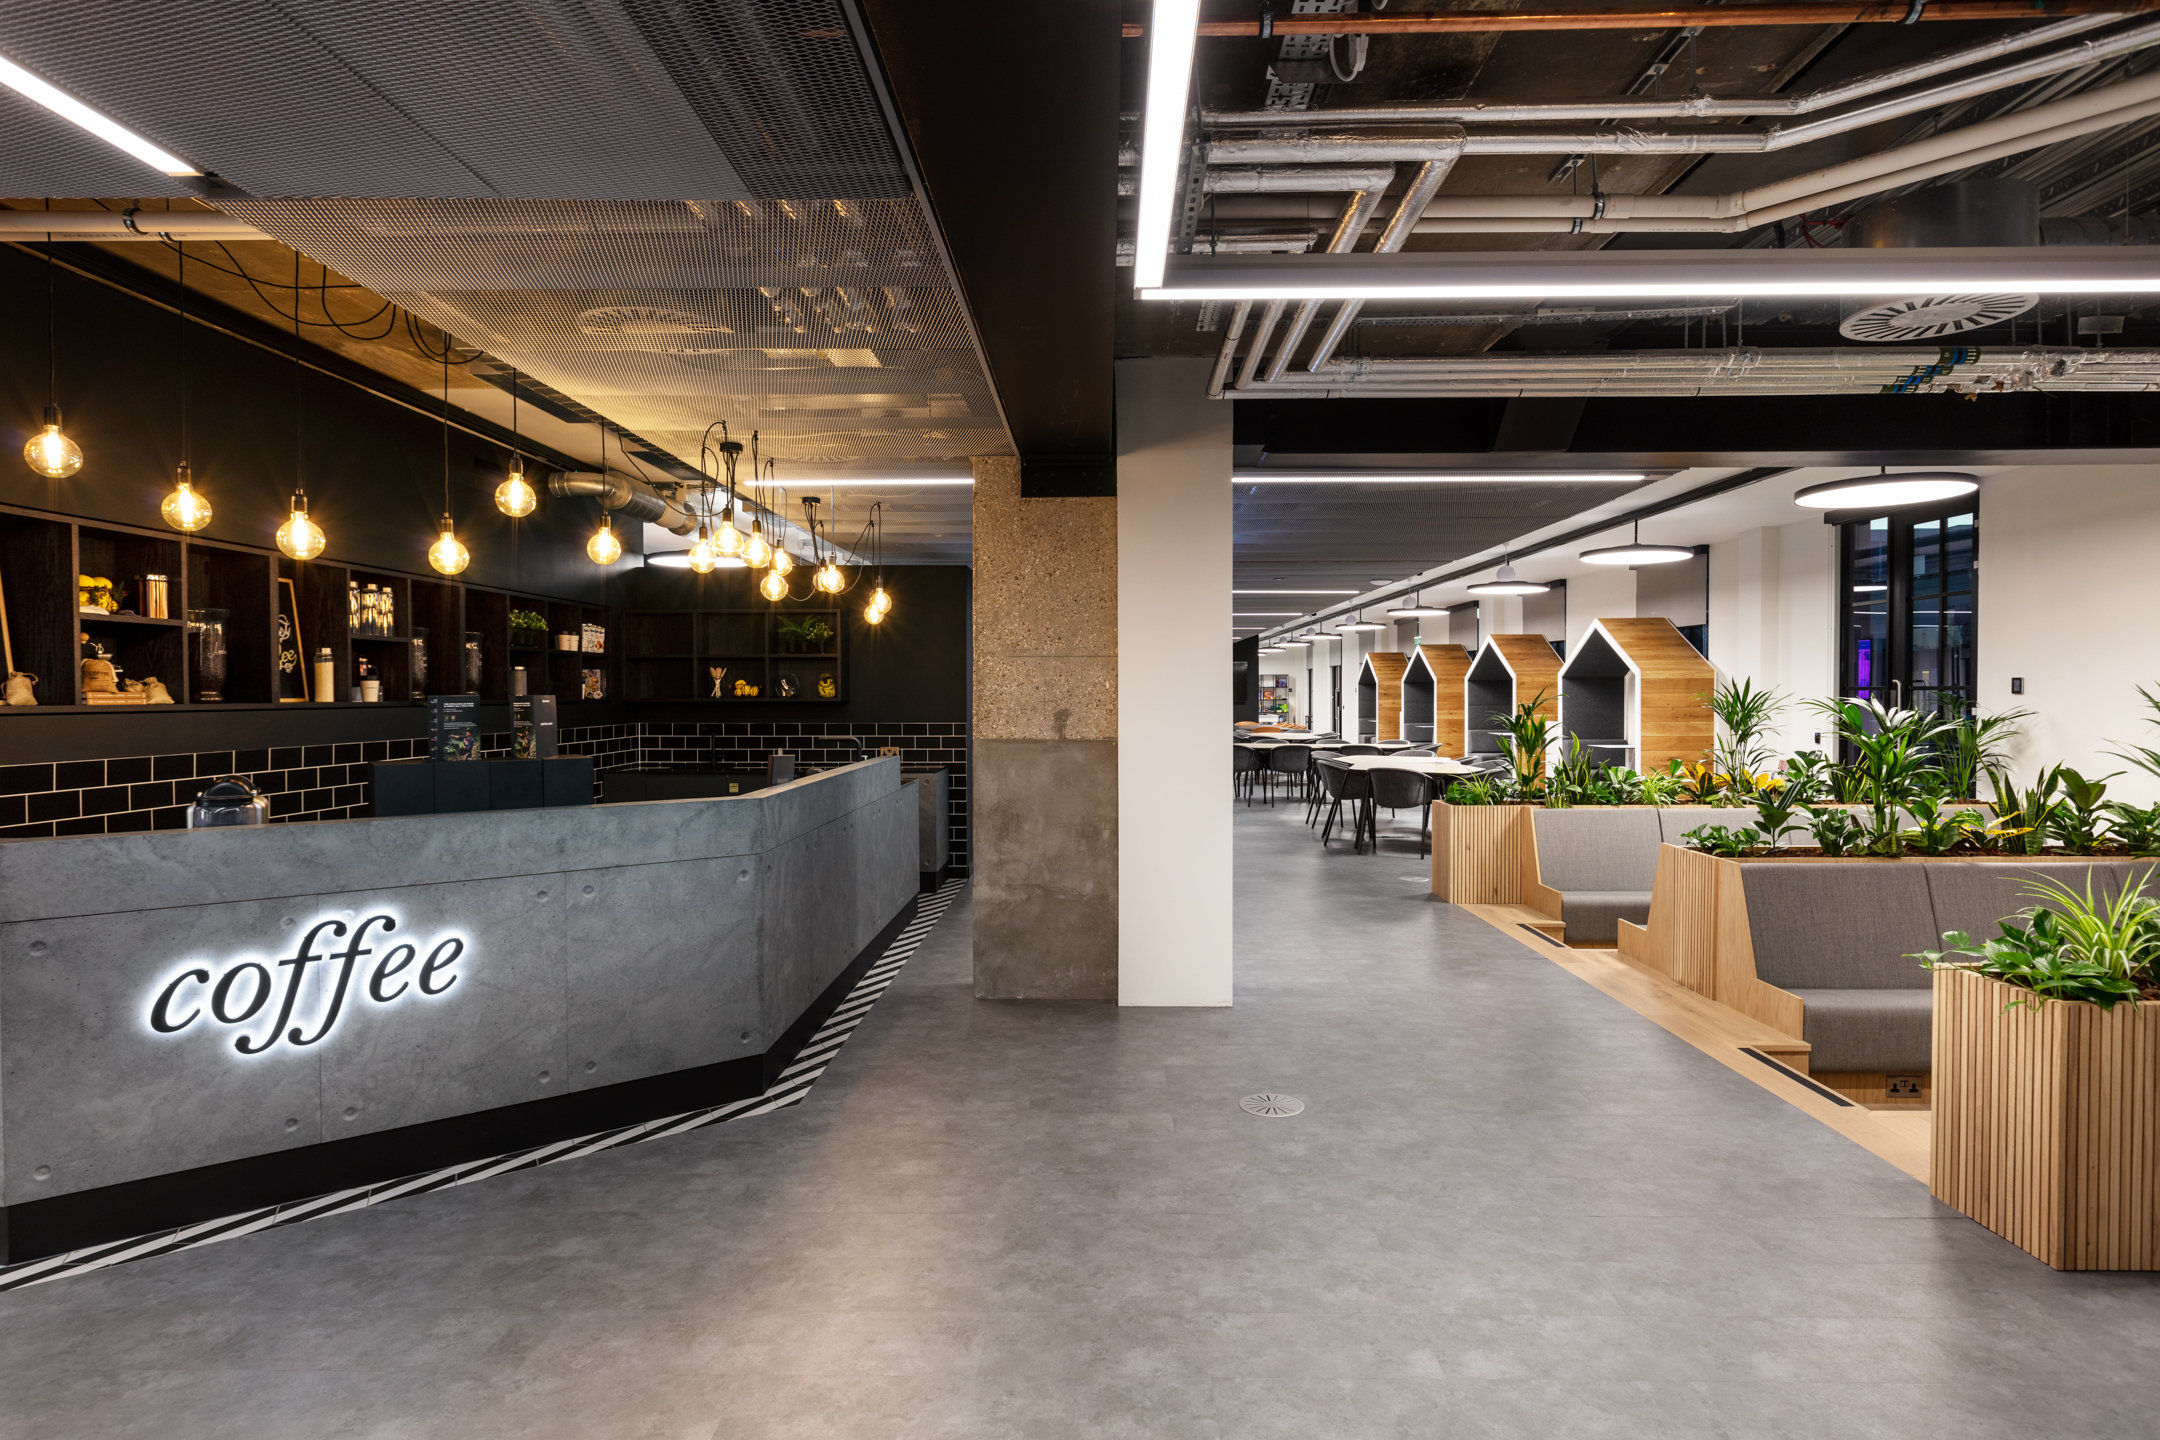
[1232,745,1261,803]
[1368,766,1436,857]
[1335,743,1380,757]
[1314,759,1375,851]
[1265,744,1313,806]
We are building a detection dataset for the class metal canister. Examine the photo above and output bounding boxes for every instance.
[138,574,170,619]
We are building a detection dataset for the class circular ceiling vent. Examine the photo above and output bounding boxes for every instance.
[1838,293,2036,343]
[1240,1093,1306,1117]
[577,305,732,336]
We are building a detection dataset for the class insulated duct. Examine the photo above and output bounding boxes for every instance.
[549,470,698,535]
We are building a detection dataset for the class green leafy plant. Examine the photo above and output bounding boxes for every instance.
[2047,766,2119,854]
[778,615,836,649]
[2105,801,2160,855]
[1494,690,1555,796]
[1987,765,2060,857]
[1940,703,2032,801]
[2105,683,2160,786]
[1917,869,2160,1012]
[1704,678,1786,793]
[1636,767,1687,805]
[1805,697,1955,855]
[509,608,548,632]
[1749,773,1811,849]
[1805,804,1865,857]
[1904,796,1984,856]
[1544,738,1598,808]
[1673,758,1725,805]
[1681,823,1762,858]
[1444,775,1502,806]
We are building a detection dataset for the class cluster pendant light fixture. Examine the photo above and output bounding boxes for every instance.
[426,351,469,575]
[275,252,326,561]
[161,244,211,532]
[23,223,82,479]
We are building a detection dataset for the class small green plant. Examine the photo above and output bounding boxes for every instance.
[1444,775,1502,806]
[2047,767,2119,854]
[1681,823,1762,858]
[1805,804,1865,857]
[1749,774,1809,849]
[1904,796,1983,856]
[1917,870,2160,1012]
[1987,765,2060,857]
[778,615,836,649]
[509,608,548,631]
[2105,800,2160,854]
[1940,703,2032,801]
[1806,697,1954,854]
[1704,677,1786,792]
[2104,683,2160,786]
[1494,690,1555,796]
[1636,767,1687,805]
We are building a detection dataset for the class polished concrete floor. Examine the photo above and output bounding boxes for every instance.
[4,799,2159,1438]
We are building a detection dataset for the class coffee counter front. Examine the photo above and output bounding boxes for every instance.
[0,757,918,1262]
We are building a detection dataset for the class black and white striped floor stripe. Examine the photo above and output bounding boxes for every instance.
[0,878,966,1294]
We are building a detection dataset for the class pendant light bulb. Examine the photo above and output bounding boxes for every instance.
[688,524,720,575]
[24,405,81,478]
[160,462,212,533]
[864,584,891,624]
[495,459,537,518]
[744,520,771,569]
[586,512,621,565]
[427,513,470,576]
[815,558,845,594]
[769,545,794,578]
[276,492,327,560]
[716,509,744,557]
[759,567,788,602]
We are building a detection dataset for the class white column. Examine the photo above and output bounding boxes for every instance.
[1117,358,1233,1006]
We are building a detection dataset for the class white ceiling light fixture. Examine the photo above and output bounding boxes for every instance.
[1132,0,1204,292]
[649,552,748,569]
[1793,468,1979,510]
[1144,249,2160,302]
[1467,557,1551,596]
[0,54,200,175]
[1236,474,1644,488]
[1234,588,1360,594]
[1385,591,1450,617]
[1852,584,1889,592]
[787,477,975,487]
[1579,523,1696,566]
[1234,611,1306,617]
[1338,616,1385,632]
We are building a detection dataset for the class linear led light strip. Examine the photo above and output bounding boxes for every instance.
[1236,472,1648,484]
[1132,0,1203,291]
[0,53,199,175]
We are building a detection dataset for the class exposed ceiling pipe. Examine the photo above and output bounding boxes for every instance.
[1115,233,1319,265]
[1193,15,2131,125]
[1302,156,1461,373]
[0,208,267,240]
[1208,301,1255,400]
[1260,183,1395,383]
[1116,163,1394,197]
[1237,300,1289,389]
[550,470,700,535]
[1124,2,2155,38]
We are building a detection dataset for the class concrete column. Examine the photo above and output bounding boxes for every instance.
[1117,358,1233,1007]
[970,455,1118,999]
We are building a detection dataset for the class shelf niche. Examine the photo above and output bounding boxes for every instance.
[1557,617,1714,773]
[1463,634,1562,756]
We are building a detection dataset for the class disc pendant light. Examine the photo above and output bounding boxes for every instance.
[427,351,469,574]
[160,244,211,531]
[494,369,537,516]
[1792,467,1978,510]
[23,222,81,478]
[1467,553,1550,596]
[1579,522,1693,566]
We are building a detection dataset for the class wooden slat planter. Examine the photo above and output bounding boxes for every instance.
[1932,967,2160,1270]
[1430,803,1533,903]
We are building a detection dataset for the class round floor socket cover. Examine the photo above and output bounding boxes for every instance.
[1240,1093,1306,1117]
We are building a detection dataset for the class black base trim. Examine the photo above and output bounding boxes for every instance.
[919,862,951,894]
[0,897,919,1264]
[1739,1047,1856,1107]
[1518,923,1564,948]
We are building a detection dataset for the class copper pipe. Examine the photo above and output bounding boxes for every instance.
[1123,2,2155,38]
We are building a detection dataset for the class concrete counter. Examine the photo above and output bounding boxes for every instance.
[0,757,918,1261]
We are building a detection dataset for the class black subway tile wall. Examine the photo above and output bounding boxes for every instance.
[0,721,966,874]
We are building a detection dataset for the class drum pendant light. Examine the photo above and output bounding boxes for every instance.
[1793,467,1978,510]
[23,224,82,478]
[160,244,211,531]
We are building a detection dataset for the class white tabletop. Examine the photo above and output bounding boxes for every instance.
[1334,755,1480,777]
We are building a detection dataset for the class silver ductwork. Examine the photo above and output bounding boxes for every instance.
[549,471,699,535]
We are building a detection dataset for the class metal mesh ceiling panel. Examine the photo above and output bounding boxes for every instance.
[227,196,1009,463]
[0,0,895,199]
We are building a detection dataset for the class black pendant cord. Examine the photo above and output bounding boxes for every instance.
[43,199,56,416]
[176,243,187,469]
[441,351,451,520]
[292,249,303,504]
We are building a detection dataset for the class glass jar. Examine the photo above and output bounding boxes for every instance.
[187,608,229,702]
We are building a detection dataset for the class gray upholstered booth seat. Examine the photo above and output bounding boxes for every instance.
[1531,808,1662,943]
[1742,863,1940,1074]
[1787,989,1935,1072]
[1922,859,2157,946]
[1656,806,1761,844]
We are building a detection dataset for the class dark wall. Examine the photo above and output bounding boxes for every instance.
[624,564,971,725]
[0,242,623,602]
[1232,636,1258,721]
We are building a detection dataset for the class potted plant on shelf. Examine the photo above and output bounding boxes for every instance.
[1920,871,2160,1270]
[776,614,835,655]
[509,608,549,649]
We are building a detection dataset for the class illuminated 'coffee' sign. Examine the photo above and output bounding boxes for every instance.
[146,914,467,1055]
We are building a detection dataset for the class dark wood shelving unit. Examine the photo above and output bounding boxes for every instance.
[622,605,844,703]
[0,501,616,716]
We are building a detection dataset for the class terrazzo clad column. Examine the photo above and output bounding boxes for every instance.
[1117,358,1232,1006]
[969,454,1119,999]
